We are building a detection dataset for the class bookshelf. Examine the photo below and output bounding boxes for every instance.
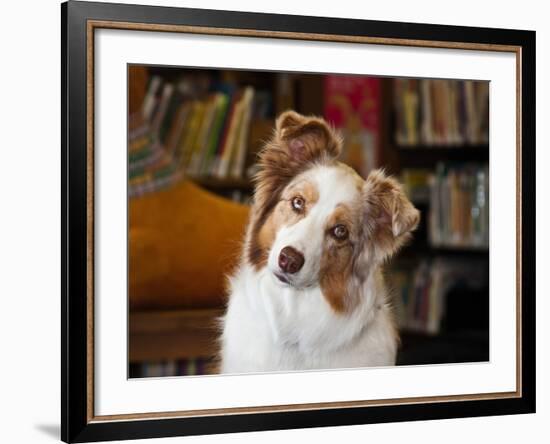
[396,145,489,167]
[128,67,329,201]
[128,67,490,374]
[129,308,223,363]
[190,176,253,192]
[129,309,222,377]
[384,78,489,361]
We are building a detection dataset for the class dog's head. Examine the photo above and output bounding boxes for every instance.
[247,111,420,312]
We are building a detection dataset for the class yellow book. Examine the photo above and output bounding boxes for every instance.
[179,101,205,170]
[215,92,245,179]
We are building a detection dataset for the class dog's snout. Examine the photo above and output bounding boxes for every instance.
[278,246,305,274]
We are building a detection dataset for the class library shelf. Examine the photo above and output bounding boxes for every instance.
[396,145,489,167]
[190,176,253,192]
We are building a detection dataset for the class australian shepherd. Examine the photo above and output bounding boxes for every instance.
[220,110,420,374]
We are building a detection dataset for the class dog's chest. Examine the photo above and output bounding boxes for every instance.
[258,280,312,349]
[221,265,397,374]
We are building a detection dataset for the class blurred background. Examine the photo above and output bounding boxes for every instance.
[127,65,489,378]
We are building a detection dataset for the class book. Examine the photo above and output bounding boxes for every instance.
[179,101,206,170]
[212,89,242,178]
[215,90,246,179]
[158,89,184,146]
[389,257,487,335]
[403,79,419,145]
[324,75,381,176]
[142,75,163,121]
[199,93,230,176]
[187,94,219,176]
[464,80,477,144]
[166,102,191,156]
[150,83,174,135]
[428,163,489,248]
[420,79,433,144]
[230,87,255,179]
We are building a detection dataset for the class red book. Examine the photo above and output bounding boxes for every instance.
[324,75,381,177]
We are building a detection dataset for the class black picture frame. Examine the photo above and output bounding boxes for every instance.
[61,1,536,442]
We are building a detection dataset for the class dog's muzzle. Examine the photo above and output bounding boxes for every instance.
[278,246,305,274]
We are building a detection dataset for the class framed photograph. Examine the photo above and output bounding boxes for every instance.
[61,1,535,442]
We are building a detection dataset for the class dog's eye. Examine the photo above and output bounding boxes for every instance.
[332,224,348,240]
[291,196,305,212]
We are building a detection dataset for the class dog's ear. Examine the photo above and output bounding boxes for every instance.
[362,169,420,261]
[273,110,342,163]
[254,110,341,208]
[253,110,342,220]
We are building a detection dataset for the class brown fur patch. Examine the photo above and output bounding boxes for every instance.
[247,111,341,269]
[325,204,356,232]
[286,179,320,206]
[362,169,420,261]
[319,245,353,312]
[320,170,420,313]
[319,204,356,313]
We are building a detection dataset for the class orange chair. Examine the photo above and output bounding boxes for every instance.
[129,180,250,310]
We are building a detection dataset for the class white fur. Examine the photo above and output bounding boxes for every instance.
[221,165,398,374]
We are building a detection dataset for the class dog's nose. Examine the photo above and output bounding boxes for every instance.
[278,246,305,274]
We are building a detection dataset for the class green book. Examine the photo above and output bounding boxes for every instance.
[200,93,229,175]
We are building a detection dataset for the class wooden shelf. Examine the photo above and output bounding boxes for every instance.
[430,244,488,253]
[399,328,438,338]
[400,242,489,258]
[396,144,489,150]
[190,176,253,192]
[129,308,224,363]
[396,145,489,167]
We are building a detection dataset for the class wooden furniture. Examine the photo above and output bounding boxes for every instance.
[129,179,249,311]
[129,308,223,365]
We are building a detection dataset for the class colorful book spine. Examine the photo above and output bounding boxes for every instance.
[150,83,174,135]
[179,101,206,170]
[199,93,230,176]
[142,76,162,121]
[428,163,489,248]
[395,79,489,146]
[389,257,487,335]
[187,94,218,176]
[230,87,255,179]
[128,75,258,197]
[215,90,245,179]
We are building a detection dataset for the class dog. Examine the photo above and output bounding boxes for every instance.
[220,111,419,374]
